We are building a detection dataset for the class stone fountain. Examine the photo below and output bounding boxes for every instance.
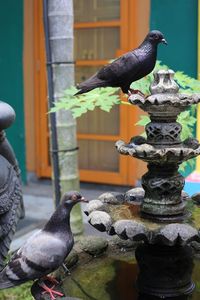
[83,70,200,298]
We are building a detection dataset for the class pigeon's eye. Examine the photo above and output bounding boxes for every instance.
[71,195,77,201]
[150,33,158,40]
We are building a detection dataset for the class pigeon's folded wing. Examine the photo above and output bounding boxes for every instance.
[97,52,140,82]
[5,231,67,282]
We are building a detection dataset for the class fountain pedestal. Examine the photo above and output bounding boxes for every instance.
[136,244,194,298]
[141,163,185,221]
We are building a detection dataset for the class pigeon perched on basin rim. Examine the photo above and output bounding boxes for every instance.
[0,191,88,299]
[75,30,167,95]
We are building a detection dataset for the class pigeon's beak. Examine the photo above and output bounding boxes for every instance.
[161,38,167,45]
[79,197,89,203]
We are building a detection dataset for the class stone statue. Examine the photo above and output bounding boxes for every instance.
[0,101,24,269]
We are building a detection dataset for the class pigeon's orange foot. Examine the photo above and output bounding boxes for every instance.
[39,282,64,300]
[128,89,145,97]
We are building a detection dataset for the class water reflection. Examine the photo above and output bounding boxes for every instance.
[105,260,138,299]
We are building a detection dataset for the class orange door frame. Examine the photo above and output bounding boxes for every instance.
[34,0,51,177]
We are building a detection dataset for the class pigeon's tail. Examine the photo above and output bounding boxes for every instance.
[0,269,15,289]
[0,267,25,289]
[74,86,94,95]
[74,75,107,95]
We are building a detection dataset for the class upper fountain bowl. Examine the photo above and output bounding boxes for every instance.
[129,70,200,120]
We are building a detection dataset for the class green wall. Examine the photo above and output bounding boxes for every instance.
[0,1,26,181]
[150,0,198,175]
[150,0,198,77]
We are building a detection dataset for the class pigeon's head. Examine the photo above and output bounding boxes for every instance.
[62,191,88,207]
[146,30,167,45]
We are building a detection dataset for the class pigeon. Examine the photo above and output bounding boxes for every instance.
[75,30,167,95]
[0,191,88,299]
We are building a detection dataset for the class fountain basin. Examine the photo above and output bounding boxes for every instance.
[58,236,200,300]
[85,189,200,246]
[116,139,200,164]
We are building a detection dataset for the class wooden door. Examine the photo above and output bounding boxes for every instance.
[75,0,129,184]
[34,0,147,185]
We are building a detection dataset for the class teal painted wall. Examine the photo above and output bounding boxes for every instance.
[0,1,26,181]
[150,0,198,77]
[150,0,198,175]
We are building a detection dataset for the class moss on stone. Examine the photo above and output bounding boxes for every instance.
[62,243,136,300]
[79,236,108,256]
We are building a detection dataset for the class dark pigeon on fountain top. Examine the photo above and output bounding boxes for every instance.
[0,191,88,299]
[75,30,167,95]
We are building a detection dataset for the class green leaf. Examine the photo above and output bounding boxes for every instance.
[188,158,196,169]
[136,116,150,126]
[179,161,187,173]
[49,85,121,118]
[49,107,58,113]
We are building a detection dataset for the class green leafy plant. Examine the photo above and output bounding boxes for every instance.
[51,61,200,173]
[51,61,200,117]
[50,86,122,118]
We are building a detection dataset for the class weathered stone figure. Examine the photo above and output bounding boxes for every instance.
[0,101,24,269]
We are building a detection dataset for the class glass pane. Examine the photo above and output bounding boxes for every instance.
[76,66,120,135]
[75,66,99,84]
[95,0,120,21]
[78,140,119,172]
[74,0,120,22]
[74,0,93,22]
[74,27,119,60]
[77,107,119,135]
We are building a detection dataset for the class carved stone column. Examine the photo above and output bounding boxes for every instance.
[116,69,200,221]
[141,163,185,220]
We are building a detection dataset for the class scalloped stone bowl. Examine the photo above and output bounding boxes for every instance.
[85,188,200,247]
[116,139,200,164]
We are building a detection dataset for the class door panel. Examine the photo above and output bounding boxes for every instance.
[74,0,120,22]
[74,27,120,60]
[78,140,119,172]
[75,66,99,82]
[77,106,120,135]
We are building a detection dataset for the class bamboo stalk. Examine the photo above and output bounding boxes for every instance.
[44,0,83,234]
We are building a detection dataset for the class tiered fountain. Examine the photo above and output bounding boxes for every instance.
[84,69,200,298]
